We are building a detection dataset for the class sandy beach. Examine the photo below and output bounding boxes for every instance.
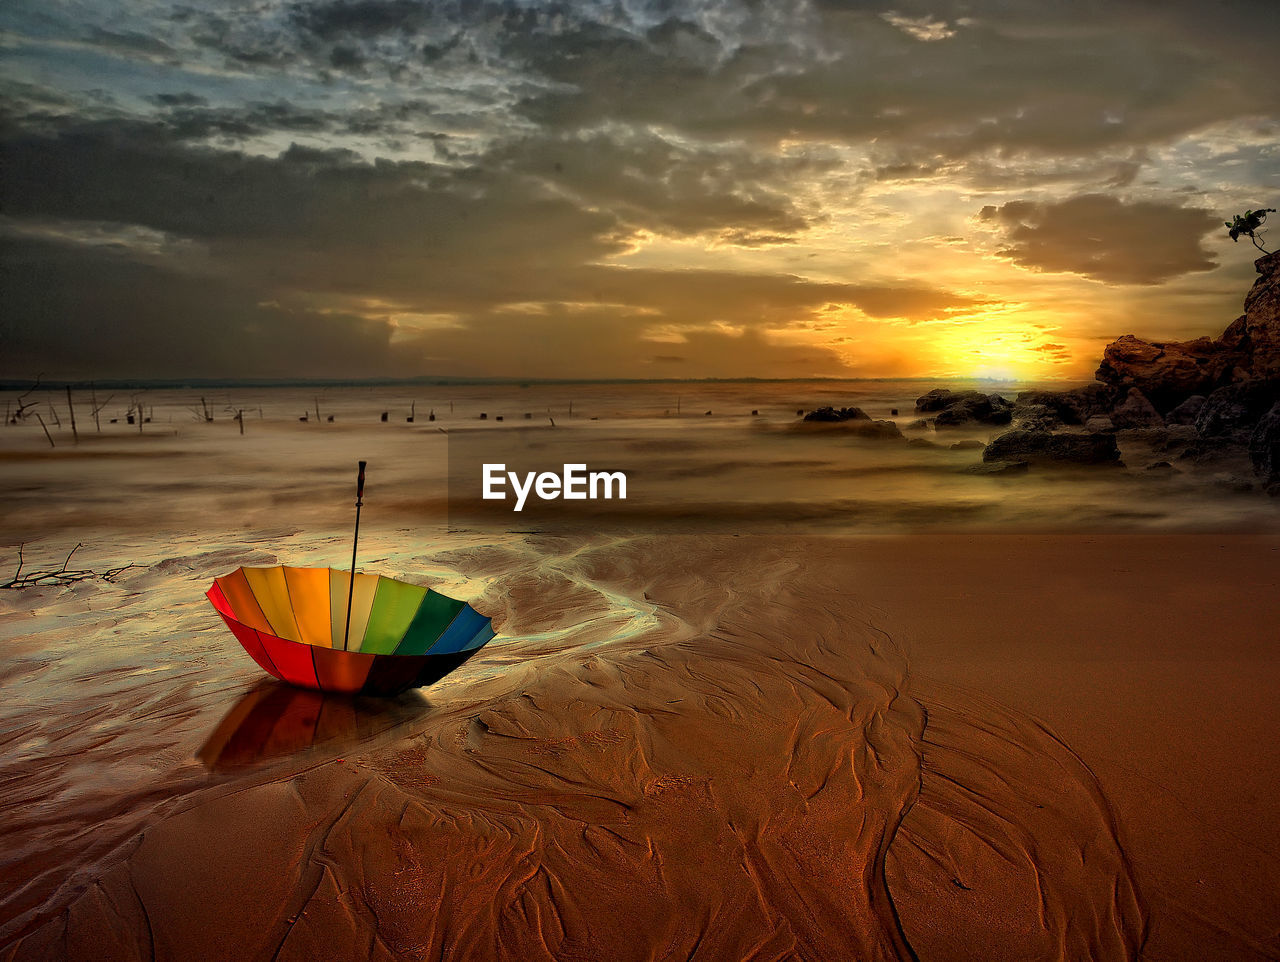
[1,390,1277,961]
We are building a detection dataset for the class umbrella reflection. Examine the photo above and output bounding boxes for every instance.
[198,681,428,770]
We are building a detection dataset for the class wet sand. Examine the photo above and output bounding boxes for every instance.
[3,533,1277,961]
[1,385,1278,960]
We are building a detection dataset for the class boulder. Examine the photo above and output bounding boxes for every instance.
[903,418,931,430]
[1164,395,1206,425]
[803,406,871,422]
[908,437,939,448]
[1012,402,1059,431]
[983,430,1121,465]
[1194,380,1279,441]
[915,389,968,412]
[919,391,1014,427]
[950,439,985,450]
[845,419,904,440]
[1110,388,1163,429]
[1015,384,1115,425]
[1084,416,1116,433]
[1249,401,1280,483]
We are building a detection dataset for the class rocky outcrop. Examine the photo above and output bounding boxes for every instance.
[1164,395,1206,425]
[798,409,903,439]
[1193,380,1279,442]
[916,390,1013,427]
[1110,388,1164,429]
[804,406,870,422]
[1243,250,1280,378]
[917,253,1280,488]
[1096,251,1280,411]
[1094,335,1244,412]
[983,430,1121,466]
[1015,384,1115,426]
[1250,402,1280,484]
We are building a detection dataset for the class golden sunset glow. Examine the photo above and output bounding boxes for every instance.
[1,2,1276,381]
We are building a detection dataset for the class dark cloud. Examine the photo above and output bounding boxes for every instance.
[152,92,209,108]
[167,0,1279,165]
[978,194,1220,285]
[0,239,407,379]
[290,0,435,40]
[154,101,332,141]
[483,128,825,240]
[0,114,979,377]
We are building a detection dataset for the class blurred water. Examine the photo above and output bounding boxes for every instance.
[2,379,1273,540]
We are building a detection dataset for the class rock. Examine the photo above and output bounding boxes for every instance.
[1243,251,1280,378]
[803,406,871,423]
[950,439,985,450]
[1012,402,1059,431]
[1145,461,1177,474]
[903,418,930,431]
[915,389,966,412]
[1249,401,1280,483]
[1164,395,1206,425]
[908,437,939,448]
[1094,252,1280,409]
[983,430,1121,465]
[1015,385,1114,425]
[1084,416,1115,433]
[1193,380,1279,441]
[1096,334,1242,412]
[965,460,1029,476]
[918,390,1014,427]
[1110,388,1163,429]
[846,419,904,440]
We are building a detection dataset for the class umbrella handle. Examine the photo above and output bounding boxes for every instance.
[344,460,367,650]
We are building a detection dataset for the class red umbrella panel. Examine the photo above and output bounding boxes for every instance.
[207,565,495,695]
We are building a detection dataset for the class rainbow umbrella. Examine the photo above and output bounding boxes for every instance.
[207,462,495,695]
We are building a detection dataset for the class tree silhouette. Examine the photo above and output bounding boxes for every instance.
[1225,208,1276,252]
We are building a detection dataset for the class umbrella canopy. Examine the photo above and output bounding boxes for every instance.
[208,565,495,695]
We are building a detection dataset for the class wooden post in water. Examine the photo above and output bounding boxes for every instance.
[65,386,78,443]
[35,413,54,447]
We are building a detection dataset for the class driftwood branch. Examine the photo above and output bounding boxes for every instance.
[2,542,138,589]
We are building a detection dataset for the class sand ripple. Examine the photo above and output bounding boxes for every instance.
[3,536,1146,960]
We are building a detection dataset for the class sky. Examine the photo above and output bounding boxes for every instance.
[1,0,1277,381]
